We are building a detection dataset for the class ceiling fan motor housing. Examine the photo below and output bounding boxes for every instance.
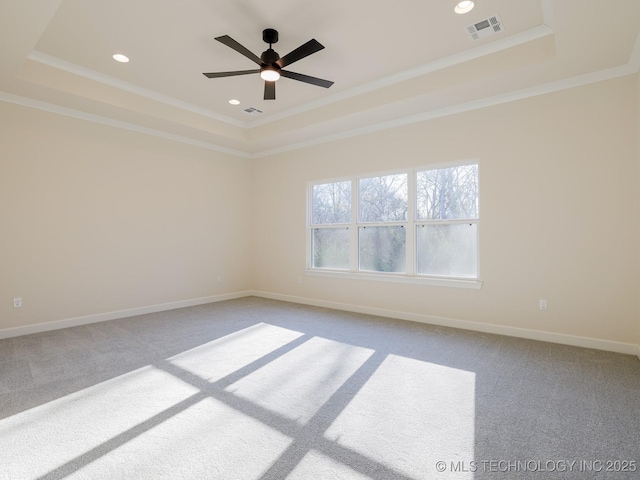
[261,48,280,64]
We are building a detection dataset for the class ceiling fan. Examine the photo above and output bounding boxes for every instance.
[203,28,334,100]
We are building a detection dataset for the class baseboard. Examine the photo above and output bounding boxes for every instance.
[3,289,639,360]
[0,291,252,340]
[250,290,640,357]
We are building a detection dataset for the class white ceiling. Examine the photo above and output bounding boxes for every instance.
[1,0,639,157]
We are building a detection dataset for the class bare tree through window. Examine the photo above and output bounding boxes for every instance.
[309,163,478,279]
[416,165,478,277]
[358,174,407,273]
[312,181,351,269]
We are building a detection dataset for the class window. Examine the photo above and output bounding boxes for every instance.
[308,162,479,286]
[415,164,478,277]
[311,181,351,269]
[359,174,407,273]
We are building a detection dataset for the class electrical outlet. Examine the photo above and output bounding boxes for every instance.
[217,275,223,283]
[297,276,302,285]
[13,297,22,308]
[539,299,548,311]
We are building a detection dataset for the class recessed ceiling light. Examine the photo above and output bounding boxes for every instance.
[228,99,240,105]
[455,1,475,14]
[112,53,129,63]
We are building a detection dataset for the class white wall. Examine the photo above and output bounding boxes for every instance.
[0,102,253,331]
[252,75,640,346]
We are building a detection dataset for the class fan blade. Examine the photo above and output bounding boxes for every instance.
[215,35,262,65]
[276,39,324,68]
[281,70,333,88]
[203,69,260,78]
[264,81,276,100]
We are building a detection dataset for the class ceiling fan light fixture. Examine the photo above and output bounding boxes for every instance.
[260,67,280,82]
[455,1,475,14]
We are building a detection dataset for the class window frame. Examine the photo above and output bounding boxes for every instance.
[306,161,482,289]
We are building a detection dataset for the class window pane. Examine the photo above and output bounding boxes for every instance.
[359,226,406,273]
[359,174,407,222]
[416,223,477,277]
[416,164,478,220]
[312,181,351,225]
[312,228,350,269]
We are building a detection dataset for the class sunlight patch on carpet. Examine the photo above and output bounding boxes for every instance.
[167,323,304,383]
[225,337,375,423]
[0,366,199,479]
[287,450,373,480]
[64,396,293,479]
[324,355,476,479]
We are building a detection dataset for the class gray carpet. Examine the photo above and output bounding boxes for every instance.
[0,297,638,479]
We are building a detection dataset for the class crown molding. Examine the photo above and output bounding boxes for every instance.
[6,27,640,160]
[2,60,634,161]
[27,51,246,128]
[248,24,555,128]
[0,91,251,158]
[28,24,554,133]
[252,63,637,158]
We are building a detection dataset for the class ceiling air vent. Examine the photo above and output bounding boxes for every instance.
[243,107,263,115]
[465,14,503,41]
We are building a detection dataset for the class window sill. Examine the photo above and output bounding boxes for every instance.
[305,269,483,289]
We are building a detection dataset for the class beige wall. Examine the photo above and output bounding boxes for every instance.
[2,74,639,348]
[0,102,253,330]
[252,75,639,344]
